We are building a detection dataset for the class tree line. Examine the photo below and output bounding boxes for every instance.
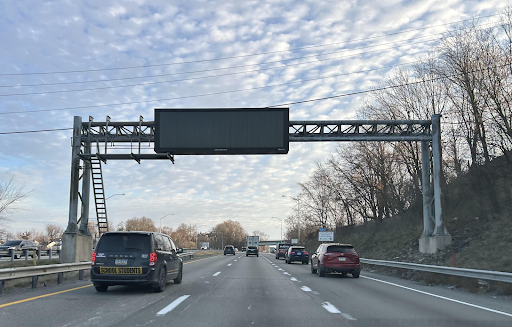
[285,8,512,236]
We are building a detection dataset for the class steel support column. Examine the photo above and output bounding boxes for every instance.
[78,142,91,235]
[421,141,434,236]
[65,116,82,234]
[432,114,449,236]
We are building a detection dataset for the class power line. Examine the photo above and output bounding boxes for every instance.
[0,13,500,77]
[267,62,512,108]
[0,128,72,135]
[1,62,509,135]
[0,61,417,115]
[0,34,440,97]
[0,32,444,89]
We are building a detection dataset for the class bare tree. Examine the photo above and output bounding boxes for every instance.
[45,224,64,242]
[0,176,31,224]
[123,217,157,232]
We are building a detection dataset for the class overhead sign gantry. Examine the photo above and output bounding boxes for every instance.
[62,108,449,263]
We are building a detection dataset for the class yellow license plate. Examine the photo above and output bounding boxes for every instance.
[99,267,142,274]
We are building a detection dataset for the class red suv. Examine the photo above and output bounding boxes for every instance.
[275,243,293,259]
[310,243,360,278]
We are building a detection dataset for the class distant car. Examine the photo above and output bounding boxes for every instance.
[241,247,246,252]
[234,247,239,252]
[270,248,276,253]
[90,231,183,293]
[310,243,360,278]
[285,246,309,264]
[275,243,293,259]
[246,246,258,257]
[0,240,39,259]
[224,245,235,255]
[200,246,208,250]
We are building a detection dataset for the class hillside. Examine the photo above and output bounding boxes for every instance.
[303,155,512,291]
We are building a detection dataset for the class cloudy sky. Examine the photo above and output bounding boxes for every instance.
[0,0,504,239]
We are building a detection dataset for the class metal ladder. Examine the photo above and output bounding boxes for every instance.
[90,158,109,235]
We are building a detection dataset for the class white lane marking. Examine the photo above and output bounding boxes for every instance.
[278,268,283,271]
[283,272,290,275]
[213,272,221,276]
[341,313,357,321]
[290,277,299,282]
[205,281,209,283]
[227,263,232,266]
[322,302,341,314]
[301,286,312,292]
[362,276,512,318]
[156,295,190,316]
[234,260,237,262]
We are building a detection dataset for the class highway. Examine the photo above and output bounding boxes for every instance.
[0,253,511,326]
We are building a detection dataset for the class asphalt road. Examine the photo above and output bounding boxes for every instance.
[1,252,511,326]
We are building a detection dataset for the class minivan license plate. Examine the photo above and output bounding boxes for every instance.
[338,257,346,261]
[115,259,128,265]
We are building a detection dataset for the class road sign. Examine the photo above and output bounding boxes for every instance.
[291,239,298,244]
[319,228,326,232]
[318,231,334,242]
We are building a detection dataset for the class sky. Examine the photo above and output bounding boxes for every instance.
[0,0,504,240]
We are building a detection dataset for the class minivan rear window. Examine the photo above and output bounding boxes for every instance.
[326,245,355,253]
[96,234,150,253]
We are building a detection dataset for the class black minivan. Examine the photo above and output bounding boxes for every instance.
[91,231,183,293]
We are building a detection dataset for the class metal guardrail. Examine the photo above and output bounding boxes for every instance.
[0,262,91,294]
[360,258,512,284]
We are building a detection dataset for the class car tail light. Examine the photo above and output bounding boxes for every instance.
[290,252,295,255]
[303,252,308,255]
[91,252,96,265]
[149,252,157,266]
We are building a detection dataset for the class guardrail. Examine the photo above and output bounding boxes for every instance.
[0,262,91,294]
[179,253,193,260]
[360,258,512,284]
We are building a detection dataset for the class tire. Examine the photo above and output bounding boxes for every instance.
[352,272,360,278]
[153,267,167,293]
[95,284,108,292]
[287,259,291,264]
[256,254,259,257]
[174,265,183,284]
[246,254,248,257]
[224,253,226,255]
[302,261,308,265]
[317,262,326,277]
[311,261,317,274]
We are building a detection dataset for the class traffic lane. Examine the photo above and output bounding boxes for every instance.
[117,253,356,327]
[263,253,512,326]
[0,254,227,327]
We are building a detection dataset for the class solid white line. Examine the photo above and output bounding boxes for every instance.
[156,295,190,316]
[301,286,312,292]
[361,276,512,318]
[213,271,221,276]
[322,302,341,313]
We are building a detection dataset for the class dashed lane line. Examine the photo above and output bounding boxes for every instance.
[156,295,190,316]
[322,302,341,314]
[213,272,221,277]
[301,286,312,292]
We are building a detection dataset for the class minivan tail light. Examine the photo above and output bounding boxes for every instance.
[91,252,96,265]
[149,252,157,266]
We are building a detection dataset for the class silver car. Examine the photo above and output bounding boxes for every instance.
[0,240,39,258]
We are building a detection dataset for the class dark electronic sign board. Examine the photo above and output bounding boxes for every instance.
[154,108,289,155]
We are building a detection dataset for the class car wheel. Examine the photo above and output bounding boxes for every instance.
[317,262,326,277]
[174,265,183,284]
[311,261,317,274]
[352,272,360,278]
[302,261,308,265]
[153,267,167,293]
[256,254,259,257]
[95,284,108,292]
[246,254,248,257]
[287,259,291,264]
[341,272,347,277]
